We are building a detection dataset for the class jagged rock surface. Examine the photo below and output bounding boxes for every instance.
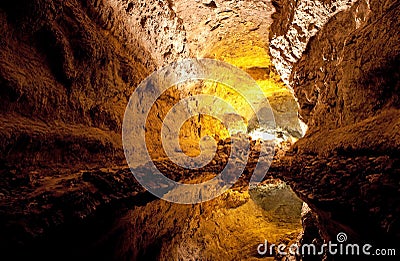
[270,0,400,250]
[269,0,357,85]
[0,0,151,170]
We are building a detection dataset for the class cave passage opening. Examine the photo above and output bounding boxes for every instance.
[121,9,308,258]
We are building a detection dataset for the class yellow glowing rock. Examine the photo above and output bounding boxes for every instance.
[205,32,290,99]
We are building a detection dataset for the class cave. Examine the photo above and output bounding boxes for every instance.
[0,0,399,260]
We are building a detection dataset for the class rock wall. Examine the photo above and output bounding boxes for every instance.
[269,0,357,85]
[107,0,188,66]
[0,0,189,170]
[291,0,400,155]
[270,0,400,248]
[173,0,274,57]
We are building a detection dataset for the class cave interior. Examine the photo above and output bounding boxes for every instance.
[0,0,399,260]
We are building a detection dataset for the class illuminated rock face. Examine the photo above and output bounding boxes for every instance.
[270,0,400,156]
[269,0,357,85]
[270,0,400,246]
[129,0,304,163]
[204,31,304,139]
[104,0,189,66]
[170,0,304,142]
[291,0,400,152]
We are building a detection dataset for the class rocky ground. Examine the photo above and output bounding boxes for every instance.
[278,151,400,248]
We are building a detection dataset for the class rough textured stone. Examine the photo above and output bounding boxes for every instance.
[0,0,152,169]
[269,0,400,252]
[269,0,357,85]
